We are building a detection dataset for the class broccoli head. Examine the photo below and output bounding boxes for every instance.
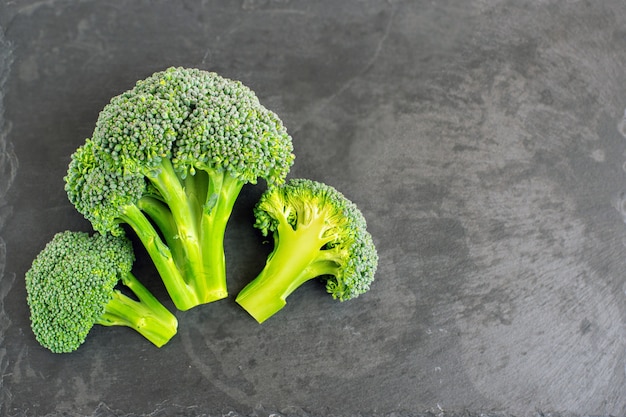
[64,67,294,310]
[235,178,378,323]
[25,231,178,353]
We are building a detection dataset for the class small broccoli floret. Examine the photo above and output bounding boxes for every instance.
[25,231,178,353]
[235,179,378,323]
[65,67,294,311]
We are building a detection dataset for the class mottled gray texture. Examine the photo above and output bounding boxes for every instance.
[1,1,626,416]
[0,19,16,417]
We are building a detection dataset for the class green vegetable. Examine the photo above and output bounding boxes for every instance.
[64,67,294,310]
[236,179,378,323]
[25,231,178,353]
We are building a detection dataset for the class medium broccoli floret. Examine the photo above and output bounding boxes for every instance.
[25,231,178,353]
[64,67,294,311]
[64,139,195,310]
[235,179,378,323]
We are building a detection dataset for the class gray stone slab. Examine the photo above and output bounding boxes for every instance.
[1,1,625,416]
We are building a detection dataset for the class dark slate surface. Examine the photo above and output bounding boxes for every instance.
[1,1,626,416]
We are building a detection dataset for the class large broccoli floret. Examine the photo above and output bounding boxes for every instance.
[64,67,294,311]
[235,179,378,323]
[25,231,178,353]
[171,68,294,297]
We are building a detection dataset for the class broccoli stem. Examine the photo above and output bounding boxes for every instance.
[184,169,209,223]
[120,204,200,310]
[97,271,178,348]
[137,196,186,268]
[146,159,208,297]
[197,170,245,302]
[235,213,332,323]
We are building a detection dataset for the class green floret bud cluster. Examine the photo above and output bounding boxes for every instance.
[168,67,294,185]
[93,90,186,174]
[65,139,147,236]
[27,66,378,353]
[26,232,135,353]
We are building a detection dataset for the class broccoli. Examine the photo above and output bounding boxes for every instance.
[235,178,378,323]
[64,67,294,311]
[25,231,178,353]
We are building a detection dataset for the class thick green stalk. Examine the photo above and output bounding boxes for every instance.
[235,213,331,323]
[185,169,208,222]
[137,196,185,270]
[97,272,178,347]
[120,204,199,310]
[198,170,244,303]
[146,159,208,300]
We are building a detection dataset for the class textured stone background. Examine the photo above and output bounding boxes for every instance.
[1,1,626,416]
